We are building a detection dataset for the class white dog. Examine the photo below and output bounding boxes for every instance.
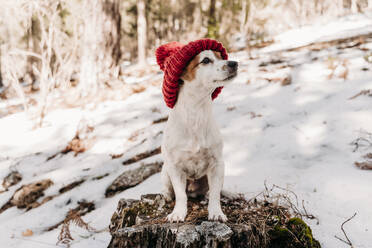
[161,50,238,222]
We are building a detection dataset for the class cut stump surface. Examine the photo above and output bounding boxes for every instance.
[108,194,321,248]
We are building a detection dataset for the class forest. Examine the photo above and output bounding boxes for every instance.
[0,1,371,248]
[0,0,370,122]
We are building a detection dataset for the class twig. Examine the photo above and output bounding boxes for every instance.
[334,213,357,247]
[348,89,372,100]
[301,200,319,224]
[272,184,299,207]
[350,131,372,152]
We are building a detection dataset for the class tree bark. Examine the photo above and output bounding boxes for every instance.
[137,0,147,66]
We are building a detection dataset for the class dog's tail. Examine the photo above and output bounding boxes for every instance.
[155,41,183,71]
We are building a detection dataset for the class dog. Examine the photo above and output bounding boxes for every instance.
[161,49,238,222]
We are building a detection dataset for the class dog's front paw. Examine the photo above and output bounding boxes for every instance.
[208,208,227,222]
[166,207,187,223]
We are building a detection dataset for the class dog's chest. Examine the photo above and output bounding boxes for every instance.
[176,148,217,179]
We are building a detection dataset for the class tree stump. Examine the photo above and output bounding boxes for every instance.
[108,194,321,248]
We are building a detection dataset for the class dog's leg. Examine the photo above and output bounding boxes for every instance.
[161,166,174,202]
[207,162,227,222]
[166,168,187,222]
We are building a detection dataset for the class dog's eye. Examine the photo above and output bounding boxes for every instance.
[201,57,211,64]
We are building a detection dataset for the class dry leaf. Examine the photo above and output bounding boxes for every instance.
[22,229,33,237]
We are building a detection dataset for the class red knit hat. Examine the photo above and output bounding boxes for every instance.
[155,39,228,108]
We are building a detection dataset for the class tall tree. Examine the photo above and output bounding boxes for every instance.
[26,16,41,90]
[79,0,122,98]
[137,0,147,66]
[207,0,218,39]
[102,0,122,71]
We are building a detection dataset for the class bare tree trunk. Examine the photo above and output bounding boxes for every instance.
[351,0,358,12]
[0,48,3,88]
[26,16,41,91]
[137,0,147,66]
[79,0,100,98]
[77,0,122,100]
[207,0,218,39]
[102,0,122,74]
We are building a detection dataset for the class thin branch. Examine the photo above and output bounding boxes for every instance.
[8,49,42,60]
[334,212,357,247]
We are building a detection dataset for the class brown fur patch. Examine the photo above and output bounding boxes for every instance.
[213,51,222,60]
[181,55,200,82]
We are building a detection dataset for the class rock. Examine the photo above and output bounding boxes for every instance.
[10,179,53,209]
[105,162,163,197]
[108,194,321,248]
[2,170,22,189]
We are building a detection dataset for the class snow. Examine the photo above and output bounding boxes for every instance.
[262,12,372,53]
[1,13,372,248]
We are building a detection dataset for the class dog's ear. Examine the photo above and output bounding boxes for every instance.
[180,55,200,82]
[213,51,222,60]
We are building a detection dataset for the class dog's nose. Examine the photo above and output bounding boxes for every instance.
[227,61,238,69]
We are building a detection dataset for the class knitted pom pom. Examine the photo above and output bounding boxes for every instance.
[156,39,228,108]
[155,42,183,71]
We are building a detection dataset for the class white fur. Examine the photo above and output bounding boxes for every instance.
[161,50,238,222]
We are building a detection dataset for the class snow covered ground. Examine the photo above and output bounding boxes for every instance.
[0,13,372,248]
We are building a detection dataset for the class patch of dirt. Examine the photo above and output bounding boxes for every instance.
[92,173,110,180]
[226,106,236,111]
[326,57,349,80]
[259,58,286,67]
[128,129,144,142]
[110,153,123,159]
[152,116,168,124]
[122,147,161,165]
[131,84,146,94]
[59,179,86,194]
[262,75,292,86]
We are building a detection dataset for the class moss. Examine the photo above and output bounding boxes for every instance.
[120,200,166,227]
[269,217,321,248]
